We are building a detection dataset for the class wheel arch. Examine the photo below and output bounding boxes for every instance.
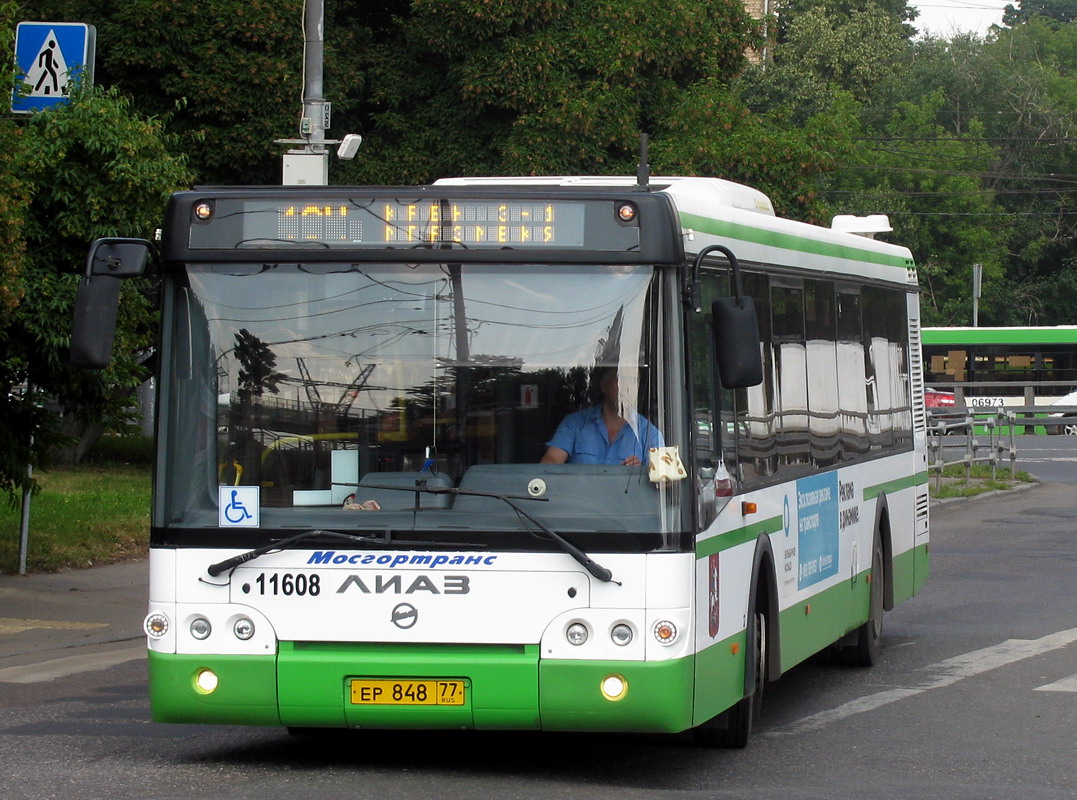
[746,533,782,689]
[872,491,896,612]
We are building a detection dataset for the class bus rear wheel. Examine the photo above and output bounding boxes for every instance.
[835,534,884,667]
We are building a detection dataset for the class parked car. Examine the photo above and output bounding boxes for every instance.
[924,388,957,410]
[924,388,961,431]
[1049,390,1077,435]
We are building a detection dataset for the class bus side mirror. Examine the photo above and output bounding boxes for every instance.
[70,238,154,369]
[71,275,123,369]
[712,295,763,389]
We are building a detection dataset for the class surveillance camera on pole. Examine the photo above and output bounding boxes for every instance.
[337,134,362,160]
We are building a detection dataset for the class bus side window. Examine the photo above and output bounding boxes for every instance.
[735,272,773,485]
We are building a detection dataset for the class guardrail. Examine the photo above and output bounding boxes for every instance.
[927,409,1017,491]
[995,405,1077,435]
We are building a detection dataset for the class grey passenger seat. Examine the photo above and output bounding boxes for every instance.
[454,464,660,527]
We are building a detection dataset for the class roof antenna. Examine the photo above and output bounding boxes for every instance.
[636,132,650,191]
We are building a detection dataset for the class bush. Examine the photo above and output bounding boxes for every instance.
[84,433,155,465]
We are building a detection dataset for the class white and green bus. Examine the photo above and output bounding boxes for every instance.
[73,176,929,746]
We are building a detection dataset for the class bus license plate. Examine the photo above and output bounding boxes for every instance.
[350,678,465,706]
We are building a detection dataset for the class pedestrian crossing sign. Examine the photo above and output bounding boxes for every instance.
[12,21,96,114]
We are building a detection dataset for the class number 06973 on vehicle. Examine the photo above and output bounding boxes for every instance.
[349,678,466,706]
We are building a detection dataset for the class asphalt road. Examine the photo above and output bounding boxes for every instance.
[2,451,1076,799]
[1012,433,1077,482]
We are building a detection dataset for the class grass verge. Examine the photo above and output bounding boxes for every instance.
[929,464,1035,500]
[1,463,150,574]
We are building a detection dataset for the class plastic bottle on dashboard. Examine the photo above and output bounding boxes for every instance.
[713,460,734,497]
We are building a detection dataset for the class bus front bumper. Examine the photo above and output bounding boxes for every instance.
[148,643,698,734]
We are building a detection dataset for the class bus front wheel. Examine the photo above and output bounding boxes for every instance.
[693,602,765,748]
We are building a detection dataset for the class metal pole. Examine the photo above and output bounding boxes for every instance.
[280,0,329,185]
[972,263,982,327]
[18,384,33,575]
[302,0,325,154]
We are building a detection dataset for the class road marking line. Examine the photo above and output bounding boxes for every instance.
[0,617,107,635]
[0,645,146,684]
[766,627,1077,736]
[1035,674,1077,693]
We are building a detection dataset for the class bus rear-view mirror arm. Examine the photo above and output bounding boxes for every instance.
[687,244,764,390]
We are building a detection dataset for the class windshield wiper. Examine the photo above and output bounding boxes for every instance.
[206,529,453,577]
[361,481,618,584]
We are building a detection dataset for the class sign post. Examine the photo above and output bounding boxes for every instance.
[12,21,96,114]
[972,263,983,327]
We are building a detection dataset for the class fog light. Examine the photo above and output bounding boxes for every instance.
[190,617,212,640]
[566,622,589,646]
[653,620,678,645]
[610,623,633,647]
[600,674,628,701]
[233,617,255,640]
[144,613,169,639]
[195,668,219,694]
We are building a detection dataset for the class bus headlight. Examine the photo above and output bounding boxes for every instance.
[233,617,255,640]
[610,623,634,647]
[190,617,212,640]
[566,622,589,646]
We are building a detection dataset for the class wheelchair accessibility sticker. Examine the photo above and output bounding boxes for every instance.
[219,486,260,527]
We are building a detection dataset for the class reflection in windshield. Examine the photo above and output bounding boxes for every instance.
[160,262,682,539]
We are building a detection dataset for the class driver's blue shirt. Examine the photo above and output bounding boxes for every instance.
[546,406,663,465]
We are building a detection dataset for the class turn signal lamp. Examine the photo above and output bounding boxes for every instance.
[144,613,169,638]
[653,620,678,645]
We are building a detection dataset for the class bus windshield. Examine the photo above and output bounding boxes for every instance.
[157,261,686,544]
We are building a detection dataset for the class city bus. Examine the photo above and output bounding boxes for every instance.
[923,326,1077,407]
[72,175,929,747]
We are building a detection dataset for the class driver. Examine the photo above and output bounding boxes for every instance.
[540,368,662,466]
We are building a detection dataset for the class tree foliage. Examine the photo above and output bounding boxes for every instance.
[755,2,1077,326]
[774,0,919,40]
[0,2,28,315]
[0,84,191,501]
[22,0,305,185]
[1002,0,1077,27]
[11,0,1077,362]
[342,0,759,182]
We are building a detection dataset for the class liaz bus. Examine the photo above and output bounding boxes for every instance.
[72,176,929,747]
[923,325,1077,407]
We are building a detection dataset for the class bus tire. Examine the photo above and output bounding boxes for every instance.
[693,599,765,748]
[837,532,884,667]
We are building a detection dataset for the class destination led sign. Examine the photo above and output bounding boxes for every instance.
[187,198,620,250]
[278,200,577,246]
